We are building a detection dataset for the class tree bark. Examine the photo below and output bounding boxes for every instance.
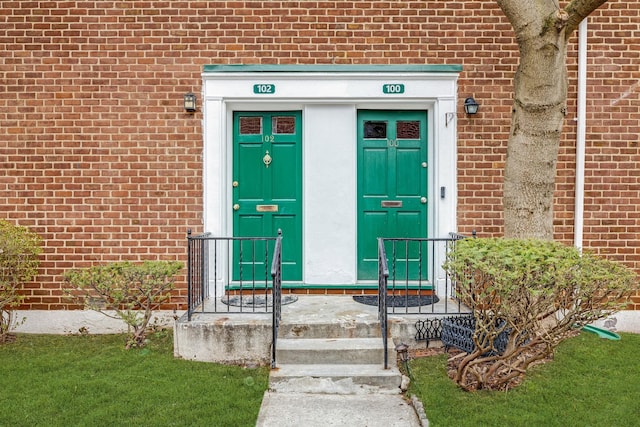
[495,0,608,238]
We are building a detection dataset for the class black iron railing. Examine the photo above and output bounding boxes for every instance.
[378,232,475,368]
[186,229,283,367]
[187,230,210,320]
[270,232,283,368]
[378,238,390,369]
[187,230,282,317]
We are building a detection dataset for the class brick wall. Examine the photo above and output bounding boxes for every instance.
[1,1,638,310]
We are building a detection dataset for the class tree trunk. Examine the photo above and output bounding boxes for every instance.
[496,0,609,239]
[503,25,568,239]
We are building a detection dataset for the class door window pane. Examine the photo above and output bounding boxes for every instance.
[397,121,420,139]
[273,116,296,134]
[239,116,262,134]
[364,121,387,139]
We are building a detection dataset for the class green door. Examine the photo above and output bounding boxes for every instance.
[233,111,302,282]
[357,110,428,280]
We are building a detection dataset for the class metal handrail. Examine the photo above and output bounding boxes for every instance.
[378,238,390,369]
[270,230,283,368]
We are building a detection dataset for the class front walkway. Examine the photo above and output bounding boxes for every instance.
[256,392,423,427]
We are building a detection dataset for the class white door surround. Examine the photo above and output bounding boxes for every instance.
[202,64,461,289]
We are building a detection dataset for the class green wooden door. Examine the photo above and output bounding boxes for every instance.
[357,110,428,280]
[233,111,302,282]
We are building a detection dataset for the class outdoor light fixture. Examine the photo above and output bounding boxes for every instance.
[395,343,409,363]
[395,342,411,377]
[184,93,197,113]
[464,97,479,115]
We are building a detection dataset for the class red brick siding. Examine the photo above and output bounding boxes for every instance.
[1,1,638,310]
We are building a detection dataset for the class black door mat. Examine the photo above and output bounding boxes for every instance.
[221,294,298,307]
[353,294,439,307]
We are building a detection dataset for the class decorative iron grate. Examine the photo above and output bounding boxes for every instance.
[414,315,473,348]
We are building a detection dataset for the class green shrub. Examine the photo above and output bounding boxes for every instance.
[443,238,638,391]
[64,261,183,348]
[0,220,42,342]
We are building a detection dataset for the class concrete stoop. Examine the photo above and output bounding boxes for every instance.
[174,296,425,425]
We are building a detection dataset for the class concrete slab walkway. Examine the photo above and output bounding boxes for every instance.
[256,392,422,427]
[255,295,429,426]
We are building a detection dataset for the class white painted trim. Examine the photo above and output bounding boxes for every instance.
[575,19,588,252]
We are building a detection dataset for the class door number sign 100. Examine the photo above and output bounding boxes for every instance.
[382,84,405,94]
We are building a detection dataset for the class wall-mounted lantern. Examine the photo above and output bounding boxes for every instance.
[463,97,479,115]
[184,93,197,113]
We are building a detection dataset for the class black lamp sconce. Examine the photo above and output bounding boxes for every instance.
[464,97,479,115]
[184,93,197,113]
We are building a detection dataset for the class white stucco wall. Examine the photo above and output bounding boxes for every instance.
[303,104,357,284]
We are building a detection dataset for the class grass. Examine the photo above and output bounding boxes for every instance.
[0,331,269,426]
[3,329,638,426]
[409,331,640,427]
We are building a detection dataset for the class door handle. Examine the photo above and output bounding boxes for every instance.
[420,197,427,204]
[233,204,240,211]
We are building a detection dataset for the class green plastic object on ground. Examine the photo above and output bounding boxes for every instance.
[582,325,621,340]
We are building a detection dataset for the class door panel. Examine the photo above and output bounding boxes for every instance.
[271,144,298,200]
[362,148,389,195]
[233,111,302,282]
[396,149,422,196]
[357,110,428,280]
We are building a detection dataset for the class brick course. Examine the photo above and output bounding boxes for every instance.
[1,1,638,310]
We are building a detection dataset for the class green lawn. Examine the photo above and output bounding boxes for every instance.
[409,331,640,427]
[3,329,638,427]
[0,331,269,426]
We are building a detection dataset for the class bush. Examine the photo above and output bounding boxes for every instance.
[443,238,638,391]
[64,261,183,348]
[0,220,42,343]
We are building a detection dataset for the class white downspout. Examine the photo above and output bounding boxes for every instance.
[574,19,588,252]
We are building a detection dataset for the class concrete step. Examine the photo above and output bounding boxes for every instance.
[278,320,382,340]
[270,363,402,394]
[276,337,389,365]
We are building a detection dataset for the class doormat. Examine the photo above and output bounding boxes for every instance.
[221,294,298,308]
[353,295,439,307]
